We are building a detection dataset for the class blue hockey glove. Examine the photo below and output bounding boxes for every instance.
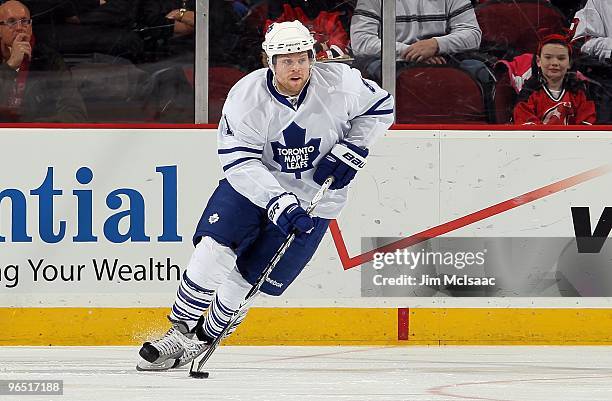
[266,193,314,235]
[313,141,368,190]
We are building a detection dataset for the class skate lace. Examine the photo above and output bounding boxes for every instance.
[151,328,183,356]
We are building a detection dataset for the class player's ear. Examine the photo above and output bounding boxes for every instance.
[261,51,269,68]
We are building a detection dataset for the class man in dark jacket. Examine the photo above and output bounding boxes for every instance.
[0,0,86,122]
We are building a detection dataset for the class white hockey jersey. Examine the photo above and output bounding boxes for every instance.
[217,62,394,219]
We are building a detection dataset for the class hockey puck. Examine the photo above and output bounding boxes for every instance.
[189,371,210,379]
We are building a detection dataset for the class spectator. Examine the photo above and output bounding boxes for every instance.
[128,1,195,123]
[571,0,612,123]
[165,7,195,37]
[351,0,481,64]
[263,3,351,63]
[139,0,196,43]
[574,0,612,62]
[513,32,596,125]
[0,0,86,122]
[268,0,355,33]
[139,0,247,67]
[350,0,495,121]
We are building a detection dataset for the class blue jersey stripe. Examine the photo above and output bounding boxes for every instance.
[356,93,393,118]
[222,157,260,172]
[218,146,263,155]
[361,109,394,116]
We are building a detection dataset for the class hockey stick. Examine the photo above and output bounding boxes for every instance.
[189,176,334,377]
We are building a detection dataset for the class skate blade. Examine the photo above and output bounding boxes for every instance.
[136,358,178,371]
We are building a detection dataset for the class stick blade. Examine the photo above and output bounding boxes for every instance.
[189,370,210,379]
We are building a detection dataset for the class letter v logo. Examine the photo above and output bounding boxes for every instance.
[571,207,612,253]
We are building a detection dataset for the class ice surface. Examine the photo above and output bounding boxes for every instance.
[1,346,611,400]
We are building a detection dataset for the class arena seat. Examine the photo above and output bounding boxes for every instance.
[395,65,488,124]
[208,66,248,123]
[492,66,517,124]
[476,0,566,58]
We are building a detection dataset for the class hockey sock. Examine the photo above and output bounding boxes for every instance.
[170,271,214,331]
[199,267,254,340]
[170,237,238,331]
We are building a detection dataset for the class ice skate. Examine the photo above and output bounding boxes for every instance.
[136,317,192,371]
[136,316,210,371]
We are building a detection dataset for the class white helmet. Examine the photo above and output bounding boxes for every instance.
[262,20,316,66]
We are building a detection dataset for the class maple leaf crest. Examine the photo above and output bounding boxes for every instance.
[270,122,321,179]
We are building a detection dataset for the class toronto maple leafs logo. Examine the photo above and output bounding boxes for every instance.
[270,122,321,179]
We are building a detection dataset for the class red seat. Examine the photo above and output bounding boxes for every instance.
[476,0,566,57]
[493,68,516,123]
[395,65,487,124]
[208,66,247,123]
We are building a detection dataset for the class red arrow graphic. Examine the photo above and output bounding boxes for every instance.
[330,164,612,270]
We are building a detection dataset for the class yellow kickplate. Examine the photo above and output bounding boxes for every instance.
[2,307,612,346]
[408,308,612,345]
[0,307,398,346]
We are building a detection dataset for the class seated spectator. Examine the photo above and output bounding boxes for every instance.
[574,0,611,62]
[268,0,356,28]
[0,0,86,122]
[139,0,248,67]
[263,3,351,63]
[573,0,612,123]
[350,0,496,121]
[514,31,596,125]
[351,0,482,65]
[165,7,195,37]
[139,0,196,47]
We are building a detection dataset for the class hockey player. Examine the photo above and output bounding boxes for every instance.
[137,20,394,371]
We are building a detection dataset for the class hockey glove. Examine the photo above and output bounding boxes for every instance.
[267,192,314,236]
[313,141,368,190]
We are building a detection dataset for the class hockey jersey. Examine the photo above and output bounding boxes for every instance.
[217,62,394,219]
[513,84,596,125]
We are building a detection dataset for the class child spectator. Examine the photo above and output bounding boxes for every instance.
[514,31,596,125]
